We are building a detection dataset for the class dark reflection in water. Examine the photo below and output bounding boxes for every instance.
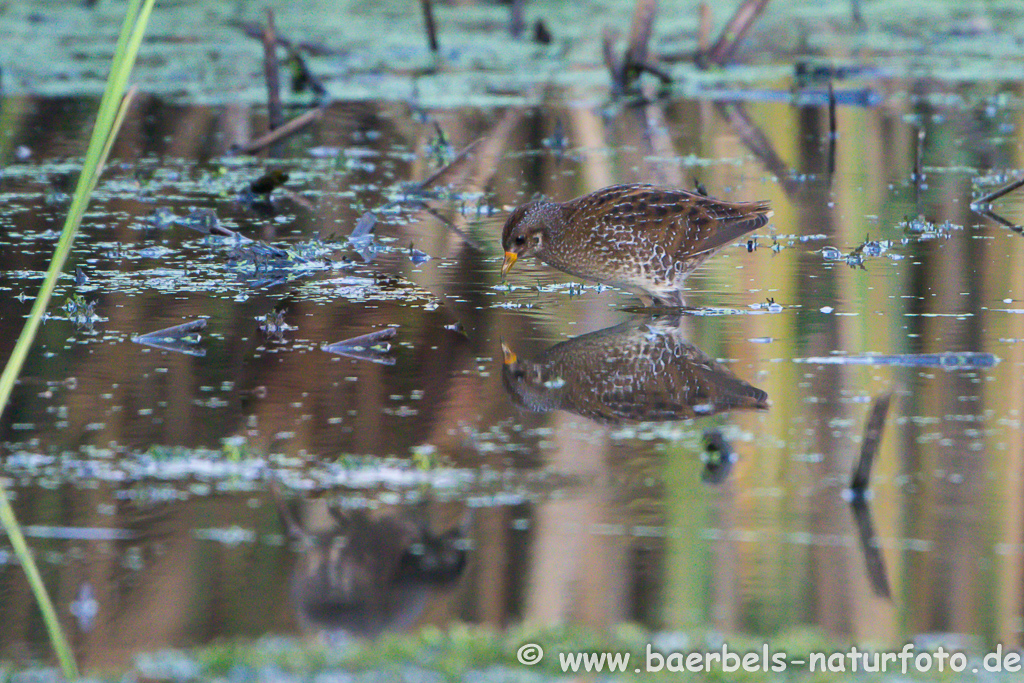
[501,315,768,424]
[275,493,470,639]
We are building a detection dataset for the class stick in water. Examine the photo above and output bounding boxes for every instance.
[262,9,283,131]
[421,0,440,55]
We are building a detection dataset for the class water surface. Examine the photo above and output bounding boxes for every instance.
[3,0,1024,673]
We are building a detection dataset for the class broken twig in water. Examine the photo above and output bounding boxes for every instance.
[509,0,525,38]
[827,80,837,181]
[603,29,624,88]
[416,138,483,192]
[323,327,398,365]
[623,0,658,82]
[849,497,892,598]
[846,390,894,597]
[851,0,864,27]
[236,21,344,56]
[180,208,244,239]
[849,391,893,495]
[237,19,329,100]
[701,0,771,67]
[420,0,440,56]
[698,2,712,53]
[912,125,925,189]
[133,319,209,357]
[346,136,488,260]
[605,0,669,95]
[972,175,1024,207]
[348,211,379,262]
[973,208,1024,236]
[350,211,377,241]
[136,319,208,339]
[262,9,283,131]
[715,102,800,197]
[421,206,484,250]
[233,107,325,155]
[286,49,328,100]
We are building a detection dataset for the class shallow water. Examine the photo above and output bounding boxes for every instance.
[3,0,1024,674]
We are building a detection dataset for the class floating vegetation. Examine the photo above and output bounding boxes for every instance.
[821,238,896,269]
[853,238,893,258]
[257,309,293,341]
[408,244,432,264]
[700,429,737,485]
[795,352,999,369]
[61,294,103,329]
[898,215,962,239]
[0,446,582,504]
[348,211,380,262]
[180,208,234,237]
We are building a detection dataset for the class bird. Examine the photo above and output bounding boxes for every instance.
[501,315,769,424]
[500,183,772,306]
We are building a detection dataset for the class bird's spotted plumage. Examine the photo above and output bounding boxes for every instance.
[501,316,769,424]
[500,183,772,306]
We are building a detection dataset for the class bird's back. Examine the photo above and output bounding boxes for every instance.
[562,184,771,261]
[550,184,770,302]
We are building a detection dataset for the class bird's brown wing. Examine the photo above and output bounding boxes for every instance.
[563,184,771,259]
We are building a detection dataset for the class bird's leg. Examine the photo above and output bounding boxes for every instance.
[662,289,687,308]
[644,290,688,309]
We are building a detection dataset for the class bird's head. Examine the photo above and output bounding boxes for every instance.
[500,202,555,280]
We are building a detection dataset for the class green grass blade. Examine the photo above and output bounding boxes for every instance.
[0,487,79,679]
[0,0,158,679]
[0,8,154,418]
[69,0,151,224]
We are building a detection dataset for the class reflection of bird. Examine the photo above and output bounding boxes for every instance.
[500,184,772,306]
[273,493,470,639]
[501,316,768,424]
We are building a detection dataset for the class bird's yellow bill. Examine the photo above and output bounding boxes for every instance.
[500,251,518,281]
[500,341,517,365]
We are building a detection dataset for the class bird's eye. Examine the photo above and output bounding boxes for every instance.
[514,235,526,246]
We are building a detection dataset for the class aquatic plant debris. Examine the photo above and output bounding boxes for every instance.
[794,352,999,369]
[348,211,379,262]
[70,583,98,633]
[323,327,398,365]
[0,447,583,504]
[132,319,209,357]
[701,429,737,485]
